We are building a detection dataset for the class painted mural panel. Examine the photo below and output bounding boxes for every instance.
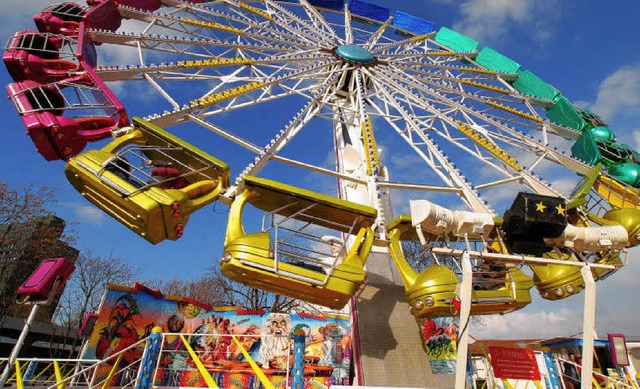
[418,316,459,375]
[84,283,352,388]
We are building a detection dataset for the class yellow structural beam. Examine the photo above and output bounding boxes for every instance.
[190,81,266,108]
[457,122,522,171]
[231,335,275,389]
[458,66,498,75]
[238,2,272,20]
[180,17,244,35]
[408,34,431,43]
[176,57,255,69]
[179,334,219,388]
[424,50,457,56]
[361,117,380,176]
[484,100,544,124]
[461,79,511,94]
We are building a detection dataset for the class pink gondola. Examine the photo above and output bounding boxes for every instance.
[3,30,79,83]
[7,67,128,161]
[16,258,75,303]
[34,2,87,36]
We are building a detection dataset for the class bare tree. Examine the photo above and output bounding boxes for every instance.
[0,180,77,324]
[144,266,300,313]
[206,267,300,313]
[144,275,227,307]
[52,250,137,357]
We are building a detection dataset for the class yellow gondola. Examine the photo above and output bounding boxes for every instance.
[220,175,377,309]
[387,215,533,318]
[65,117,230,244]
[530,252,585,300]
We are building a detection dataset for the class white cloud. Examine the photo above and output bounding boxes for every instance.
[73,204,106,225]
[0,1,82,39]
[590,65,640,122]
[472,308,581,339]
[451,0,559,45]
[633,129,640,151]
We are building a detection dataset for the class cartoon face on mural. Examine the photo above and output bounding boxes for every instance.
[260,313,292,369]
[167,314,185,333]
[191,314,233,363]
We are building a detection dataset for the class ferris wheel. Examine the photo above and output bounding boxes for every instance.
[4,0,640,317]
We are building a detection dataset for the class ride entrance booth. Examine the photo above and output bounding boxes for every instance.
[221,175,377,310]
[65,117,230,244]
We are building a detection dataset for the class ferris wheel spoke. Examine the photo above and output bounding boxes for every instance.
[264,0,340,46]
[231,72,340,187]
[370,33,432,54]
[94,52,333,83]
[183,1,327,49]
[383,64,589,180]
[296,0,343,44]
[118,5,318,51]
[145,59,340,127]
[363,72,492,212]
[369,66,564,198]
[87,28,304,65]
[361,17,394,50]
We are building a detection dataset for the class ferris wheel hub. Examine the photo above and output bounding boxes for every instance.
[335,44,375,64]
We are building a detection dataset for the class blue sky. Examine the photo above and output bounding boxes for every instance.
[0,0,639,340]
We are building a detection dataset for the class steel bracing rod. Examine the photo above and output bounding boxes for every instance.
[369,32,432,54]
[149,76,317,127]
[0,305,39,387]
[396,64,546,129]
[385,63,543,129]
[94,53,334,82]
[87,30,298,61]
[232,71,341,184]
[353,68,388,226]
[265,0,340,45]
[384,62,591,176]
[118,5,318,51]
[430,247,617,270]
[179,0,328,48]
[366,66,515,210]
[363,85,518,186]
[342,3,353,44]
[371,65,585,196]
[364,69,491,213]
[363,16,393,50]
[144,73,180,109]
[297,0,342,44]
[147,59,340,127]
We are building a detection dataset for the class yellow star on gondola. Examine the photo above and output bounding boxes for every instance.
[535,201,547,212]
[556,204,565,215]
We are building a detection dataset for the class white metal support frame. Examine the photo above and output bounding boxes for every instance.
[580,264,597,386]
[455,251,473,389]
[0,304,40,387]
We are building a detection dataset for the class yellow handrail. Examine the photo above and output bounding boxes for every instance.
[101,354,123,389]
[179,335,219,389]
[15,360,24,389]
[231,335,275,389]
[53,360,66,389]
